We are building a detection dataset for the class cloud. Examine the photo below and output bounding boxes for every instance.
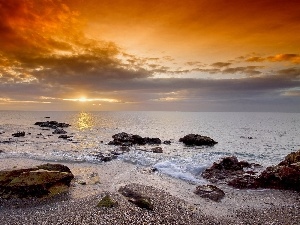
[222,66,263,76]
[210,62,232,68]
[245,54,300,64]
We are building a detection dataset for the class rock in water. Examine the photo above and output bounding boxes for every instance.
[179,134,217,146]
[108,132,161,146]
[0,164,74,198]
[194,185,225,202]
[257,149,300,192]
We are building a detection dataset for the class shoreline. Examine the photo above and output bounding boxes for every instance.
[0,157,299,224]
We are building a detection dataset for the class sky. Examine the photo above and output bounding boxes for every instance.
[0,0,300,112]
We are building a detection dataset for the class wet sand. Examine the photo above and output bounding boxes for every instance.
[0,157,299,224]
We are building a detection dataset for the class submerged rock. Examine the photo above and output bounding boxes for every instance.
[119,186,153,210]
[179,134,217,146]
[194,185,225,202]
[0,163,74,198]
[151,147,163,153]
[108,132,161,146]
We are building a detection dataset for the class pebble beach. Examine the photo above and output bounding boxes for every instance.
[0,157,299,225]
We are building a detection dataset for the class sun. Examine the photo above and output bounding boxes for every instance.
[79,97,87,102]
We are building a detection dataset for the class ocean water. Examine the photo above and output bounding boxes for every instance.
[0,111,299,184]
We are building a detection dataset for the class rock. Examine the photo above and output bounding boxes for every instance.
[34,121,70,129]
[0,150,3,153]
[92,153,117,162]
[97,194,118,208]
[108,132,161,146]
[0,164,74,198]
[278,150,300,166]
[52,128,67,134]
[202,156,260,188]
[228,175,260,189]
[12,131,25,137]
[58,135,73,139]
[151,147,163,153]
[179,134,217,146]
[163,140,171,145]
[119,186,153,210]
[194,185,225,202]
[252,150,300,192]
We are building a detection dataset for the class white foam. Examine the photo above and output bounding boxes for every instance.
[154,161,207,184]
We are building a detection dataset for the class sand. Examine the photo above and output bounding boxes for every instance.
[0,157,299,224]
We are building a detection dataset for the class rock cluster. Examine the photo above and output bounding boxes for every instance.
[0,163,74,198]
[34,121,71,129]
[108,132,161,146]
[179,134,217,146]
[203,150,300,192]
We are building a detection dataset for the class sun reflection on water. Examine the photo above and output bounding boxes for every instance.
[75,112,95,130]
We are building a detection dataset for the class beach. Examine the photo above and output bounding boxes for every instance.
[0,157,299,225]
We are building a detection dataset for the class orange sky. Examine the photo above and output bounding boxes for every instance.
[0,0,299,111]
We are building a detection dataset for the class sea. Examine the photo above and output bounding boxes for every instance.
[0,111,299,184]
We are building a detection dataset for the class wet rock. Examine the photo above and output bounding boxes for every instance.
[179,134,217,146]
[12,131,25,137]
[97,194,118,208]
[194,185,225,202]
[228,175,260,189]
[34,121,70,129]
[52,128,67,134]
[257,150,300,192]
[163,140,171,145]
[202,156,260,186]
[151,147,163,153]
[0,164,74,198]
[108,132,161,146]
[92,153,117,162]
[58,135,73,139]
[119,186,153,210]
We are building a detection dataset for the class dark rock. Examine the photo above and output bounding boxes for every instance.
[34,121,70,129]
[92,153,117,162]
[253,150,300,192]
[108,132,161,146]
[58,135,72,139]
[202,156,260,186]
[0,164,74,198]
[97,194,118,208]
[118,186,153,210]
[163,140,171,145]
[194,185,225,202]
[228,175,260,189]
[0,150,3,153]
[52,128,67,134]
[179,134,217,146]
[151,147,163,153]
[12,131,25,137]
[278,150,300,166]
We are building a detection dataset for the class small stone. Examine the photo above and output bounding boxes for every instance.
[151,147,163,153]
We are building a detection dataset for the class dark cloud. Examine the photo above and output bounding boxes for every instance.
[222,66,262,76]
[210,62,232,68]
[245,56,265,62]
